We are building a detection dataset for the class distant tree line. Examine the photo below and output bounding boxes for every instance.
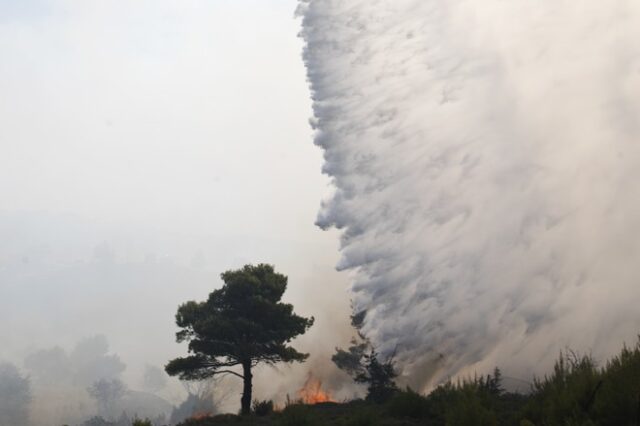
[0,362,31,426]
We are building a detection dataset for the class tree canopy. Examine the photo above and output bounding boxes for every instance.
[165,263,314,414]
[0,362,31,426]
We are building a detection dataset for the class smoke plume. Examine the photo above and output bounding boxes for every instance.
[299,0,640,387]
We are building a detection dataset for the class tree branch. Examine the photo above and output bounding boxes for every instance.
[216,370,244,380]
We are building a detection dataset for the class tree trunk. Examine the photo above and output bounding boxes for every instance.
[240,360,253,415]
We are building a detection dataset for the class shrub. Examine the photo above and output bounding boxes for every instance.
[277,404,318,426]
[445,390,498,426]
[591,340,640,424]
[386,388,430,419]
[522,350,601,425]
[252,399,274,416]
[131,419,152,426]
[342,408,382,426]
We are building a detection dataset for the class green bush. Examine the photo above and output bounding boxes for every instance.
[522,351,601,425]
[341,408,382,426]
[173,336,640,426]
[591,341,640,425]
[444,389,498,426]
[277,404,318,426]
[520,339,640,426]
[386,388,430,419]
[131,419,152,426]
[419,372,507,426]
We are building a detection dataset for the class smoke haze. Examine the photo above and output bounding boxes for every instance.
[299,0,640,387]
[1,0,353,423]
[4,0,640,423]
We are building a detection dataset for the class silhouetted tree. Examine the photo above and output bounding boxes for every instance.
[71,335,126,386]
[333,310,398,403]
[165,264,314,415]
[24,336,125,389]
[141,365,167,394]
[87,378,127,419]
[23,346,72,385]
[169,379,222,424]
[0,362,31,426]
[485,367,504,396]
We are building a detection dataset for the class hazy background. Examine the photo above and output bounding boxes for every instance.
[0,0,352,420]
[8,0,640,423]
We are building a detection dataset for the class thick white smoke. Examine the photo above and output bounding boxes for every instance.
[299,0,640,387]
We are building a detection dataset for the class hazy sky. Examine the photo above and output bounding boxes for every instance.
[1,0,327,242]
[0,0,352,409]
[8,1,640,420]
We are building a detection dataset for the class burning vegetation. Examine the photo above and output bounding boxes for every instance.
[162,273,640,426]
[188,412,214,421]
[170,338,640,425]
[297,375,335,405]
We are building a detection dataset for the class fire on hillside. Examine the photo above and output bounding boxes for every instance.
[297,374,336,404]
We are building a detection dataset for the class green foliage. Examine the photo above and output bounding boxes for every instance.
[333,311,398,403]
[253,399,274,416]
[441,383,498,426]
[384,368,522,426]
[522,350,602,425]
[356,350,399,403]
[385,388,430,419]
[277,404,318,426]
[422,378,498,426]
[592,341,640,425]
[165,264,314,415]
[131,419,152,426]
[172,334,640,425]
[340,408,381,426]
[388,343,640,426]
[166,264,314,380]
[522,338,640,426]
[332,339,369,378]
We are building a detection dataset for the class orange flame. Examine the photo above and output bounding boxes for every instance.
[297,374,335,404]
[189,412,213,420]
